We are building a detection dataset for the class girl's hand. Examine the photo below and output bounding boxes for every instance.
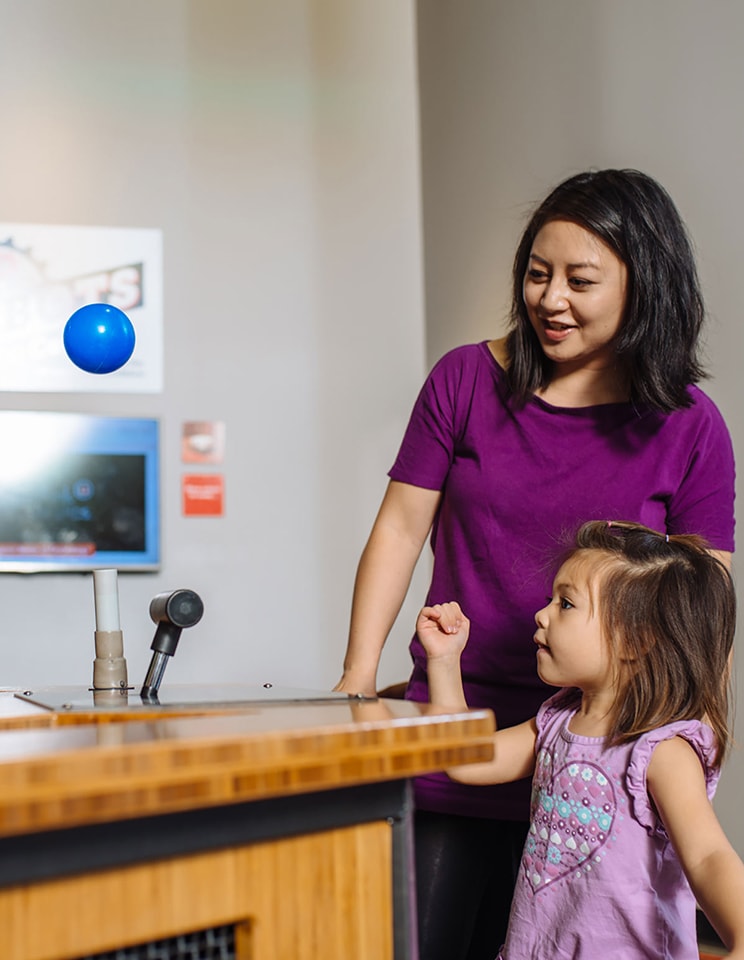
[416,602,470,662]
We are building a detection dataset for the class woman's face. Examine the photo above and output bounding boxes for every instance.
[522,219,628,371]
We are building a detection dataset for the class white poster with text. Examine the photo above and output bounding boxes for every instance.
[0,223,163,392]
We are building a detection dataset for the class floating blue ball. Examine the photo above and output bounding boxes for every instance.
[64,303,136,374]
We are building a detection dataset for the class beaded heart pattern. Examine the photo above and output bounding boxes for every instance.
[522,750,618,893]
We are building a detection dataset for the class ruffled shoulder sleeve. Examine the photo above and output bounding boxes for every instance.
[626,720,720,837]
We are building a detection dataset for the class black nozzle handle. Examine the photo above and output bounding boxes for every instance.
[140,589,204,700]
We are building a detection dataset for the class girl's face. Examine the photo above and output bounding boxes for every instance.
[533,555,614,694]
[522,219,628,371]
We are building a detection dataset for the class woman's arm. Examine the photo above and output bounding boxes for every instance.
[418,602,538,786]
[648,736,744,956]
[333,480,441,696]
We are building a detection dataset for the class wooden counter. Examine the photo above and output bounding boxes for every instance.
[0,690,494,960]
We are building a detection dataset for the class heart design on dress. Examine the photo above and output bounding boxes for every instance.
[522,752,617,894]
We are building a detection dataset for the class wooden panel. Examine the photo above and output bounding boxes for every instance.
[0,821,392,960]
[0,698,494,836]
[0,692,495,960]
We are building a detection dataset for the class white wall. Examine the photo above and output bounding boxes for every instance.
[417,0,744,850]
[0,0,426,694]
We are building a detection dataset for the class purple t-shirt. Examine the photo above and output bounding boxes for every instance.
[389,342,735,819]
[497,689,718,959]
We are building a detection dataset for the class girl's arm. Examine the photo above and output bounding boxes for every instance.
[334,480,441,696]
[419,602,538,786]
[648,736,744,957]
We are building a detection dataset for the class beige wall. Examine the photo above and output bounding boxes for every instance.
[417,0,744,850]
[0,0,426,693]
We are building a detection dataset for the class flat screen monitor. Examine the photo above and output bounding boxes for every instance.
[0,411,160,572]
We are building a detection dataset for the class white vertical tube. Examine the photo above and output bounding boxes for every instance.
[92,568,128,690]
[93,568,121,632]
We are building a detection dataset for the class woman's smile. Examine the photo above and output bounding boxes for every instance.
[540,319,577,341]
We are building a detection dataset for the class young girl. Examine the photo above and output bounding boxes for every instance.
[419,521,744,959]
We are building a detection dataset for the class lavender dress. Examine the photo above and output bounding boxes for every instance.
[497,689,718,959]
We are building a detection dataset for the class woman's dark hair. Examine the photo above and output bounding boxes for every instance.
[505,169,706,411]
[564,520,735,764]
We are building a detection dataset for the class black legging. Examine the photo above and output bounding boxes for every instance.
[414,810,529,960]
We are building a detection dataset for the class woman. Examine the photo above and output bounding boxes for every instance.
[334,169,735,960]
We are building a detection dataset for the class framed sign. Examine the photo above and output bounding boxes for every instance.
[0,223,163,393]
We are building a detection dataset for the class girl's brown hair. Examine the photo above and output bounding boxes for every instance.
[567,520,735,764]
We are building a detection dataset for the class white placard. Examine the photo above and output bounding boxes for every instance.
[0,223,163,393]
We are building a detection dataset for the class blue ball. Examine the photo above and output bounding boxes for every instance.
[63,303,136,374]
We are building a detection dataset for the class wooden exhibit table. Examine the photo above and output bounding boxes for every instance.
[0,688,494,960]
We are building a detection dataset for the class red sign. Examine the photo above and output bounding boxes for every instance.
[182,475,224,517]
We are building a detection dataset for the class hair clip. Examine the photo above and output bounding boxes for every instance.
[665,534,670,543]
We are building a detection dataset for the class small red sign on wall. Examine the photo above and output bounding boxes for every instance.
[182,474,224,517]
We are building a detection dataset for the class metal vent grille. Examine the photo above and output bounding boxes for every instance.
[78,923,236,960]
